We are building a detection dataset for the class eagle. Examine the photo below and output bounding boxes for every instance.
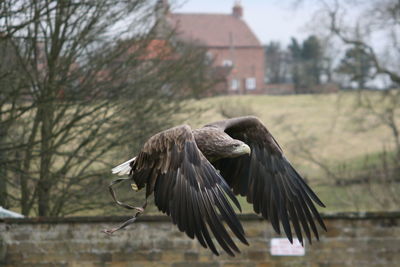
[104,116,326,256]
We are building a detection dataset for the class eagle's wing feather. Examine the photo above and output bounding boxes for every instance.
[132,125,248,256]
[209,116,326,245]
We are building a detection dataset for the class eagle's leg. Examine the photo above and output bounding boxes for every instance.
[107,177,144,211]
[103,199,147,235]
[102,177,148,234]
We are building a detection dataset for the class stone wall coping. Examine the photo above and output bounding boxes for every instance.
[0,211,399,224]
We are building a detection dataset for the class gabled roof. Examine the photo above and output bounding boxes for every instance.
[168,13,261,48]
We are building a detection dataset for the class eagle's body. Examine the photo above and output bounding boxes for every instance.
[108,116,326,256]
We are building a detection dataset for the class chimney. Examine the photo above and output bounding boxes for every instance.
[232,1,243,18]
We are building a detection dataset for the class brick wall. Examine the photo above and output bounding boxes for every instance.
[1,212,399,267]
[208,47,265,94]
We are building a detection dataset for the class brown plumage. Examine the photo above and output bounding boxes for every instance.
[105,116,326,256]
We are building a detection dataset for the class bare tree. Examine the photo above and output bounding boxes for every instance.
[0,0,215,216]
[326,0,400,84]
[285,0,400,210]
[320,0,400,155]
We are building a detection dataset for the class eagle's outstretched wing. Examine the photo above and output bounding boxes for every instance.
[132,125,248,256]
[208,116,326,245]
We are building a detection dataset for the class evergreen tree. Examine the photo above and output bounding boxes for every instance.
[336,45,373,89]
[288,37,302,91]
[302,35,322,86]
[288,36,323,92]
[264,41,289,84]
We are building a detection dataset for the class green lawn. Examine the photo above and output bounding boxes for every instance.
[184,92,395,165]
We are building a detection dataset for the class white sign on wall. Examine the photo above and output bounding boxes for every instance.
[270,238,305,256]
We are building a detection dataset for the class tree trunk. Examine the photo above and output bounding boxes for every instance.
[0,129,8,208]
[38,98,54,216]
[0,108,9,208]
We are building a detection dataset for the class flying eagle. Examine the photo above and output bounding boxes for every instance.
[105,116,326,256]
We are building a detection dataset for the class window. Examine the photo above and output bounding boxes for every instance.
[222,59,233,67]
[231,79,239,90]
[206,52,214,63]
[246,78,256,90]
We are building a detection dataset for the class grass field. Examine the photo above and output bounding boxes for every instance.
[184,92,394,164]
[175,92,398,212]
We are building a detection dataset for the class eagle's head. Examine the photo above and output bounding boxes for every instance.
[210,138,251,160]
[229,140,251,157]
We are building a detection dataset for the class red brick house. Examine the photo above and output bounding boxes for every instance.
[163,1,265,94]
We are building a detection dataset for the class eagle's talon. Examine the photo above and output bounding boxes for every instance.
[102,228,116,235]
[134,207,144,213]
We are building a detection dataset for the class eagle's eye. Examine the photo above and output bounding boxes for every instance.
[233,143,241,147]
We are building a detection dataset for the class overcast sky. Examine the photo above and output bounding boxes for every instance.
[174,0,319,46]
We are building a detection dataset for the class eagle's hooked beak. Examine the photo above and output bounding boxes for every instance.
[236,143,251,155]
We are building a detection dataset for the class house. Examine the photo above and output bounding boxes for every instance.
[161,1,265,94]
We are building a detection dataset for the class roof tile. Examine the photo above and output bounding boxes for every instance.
[168,13,261,47]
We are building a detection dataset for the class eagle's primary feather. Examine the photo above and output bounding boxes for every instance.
[108,116,326,256]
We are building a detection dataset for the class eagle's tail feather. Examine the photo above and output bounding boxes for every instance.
[111,157,136,176]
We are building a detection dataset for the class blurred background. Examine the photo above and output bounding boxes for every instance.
[1,1,400,266]
[0,0,399,218]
